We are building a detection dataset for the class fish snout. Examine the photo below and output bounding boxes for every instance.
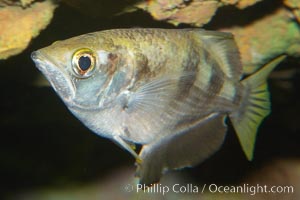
[31,49,76,101]
[31,51,39,61]
[31,50,46,71]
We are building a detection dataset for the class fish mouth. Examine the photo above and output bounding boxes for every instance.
[31,51,75,102]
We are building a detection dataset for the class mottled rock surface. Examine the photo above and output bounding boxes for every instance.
[0,0,56,59]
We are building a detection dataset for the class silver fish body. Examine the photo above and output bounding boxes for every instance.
[31,28,285,185]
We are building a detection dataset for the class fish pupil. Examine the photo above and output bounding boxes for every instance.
[78,55,91,71]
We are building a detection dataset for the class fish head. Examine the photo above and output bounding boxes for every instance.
[31,33,135,111]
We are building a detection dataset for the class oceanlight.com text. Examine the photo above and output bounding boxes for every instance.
[207,183,294,196]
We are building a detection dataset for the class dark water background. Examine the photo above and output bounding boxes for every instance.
[0,0,299,198]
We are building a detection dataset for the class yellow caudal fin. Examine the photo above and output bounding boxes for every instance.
[229,55,286,160]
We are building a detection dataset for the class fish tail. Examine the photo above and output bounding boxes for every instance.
[230,55,286,160]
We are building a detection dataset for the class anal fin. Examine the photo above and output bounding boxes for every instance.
[136,113,227,185]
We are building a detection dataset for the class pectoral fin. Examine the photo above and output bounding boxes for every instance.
[136,113,227,185]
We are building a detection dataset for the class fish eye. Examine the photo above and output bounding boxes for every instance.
[72,48,96,78]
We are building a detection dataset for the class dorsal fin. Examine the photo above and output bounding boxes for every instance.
[190,29,243,80]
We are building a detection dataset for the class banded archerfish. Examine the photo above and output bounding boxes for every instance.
[31,28,286,185]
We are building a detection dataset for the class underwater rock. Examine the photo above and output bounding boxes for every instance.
[284,0,300,23]
[221,7,300,74]
[234,0,263,9]
[0,0,57,60]
[20,0,35,7]
[135,0,264,26]
[136,0,219,26]
[0,0,38,7]
[221,0,263,8]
